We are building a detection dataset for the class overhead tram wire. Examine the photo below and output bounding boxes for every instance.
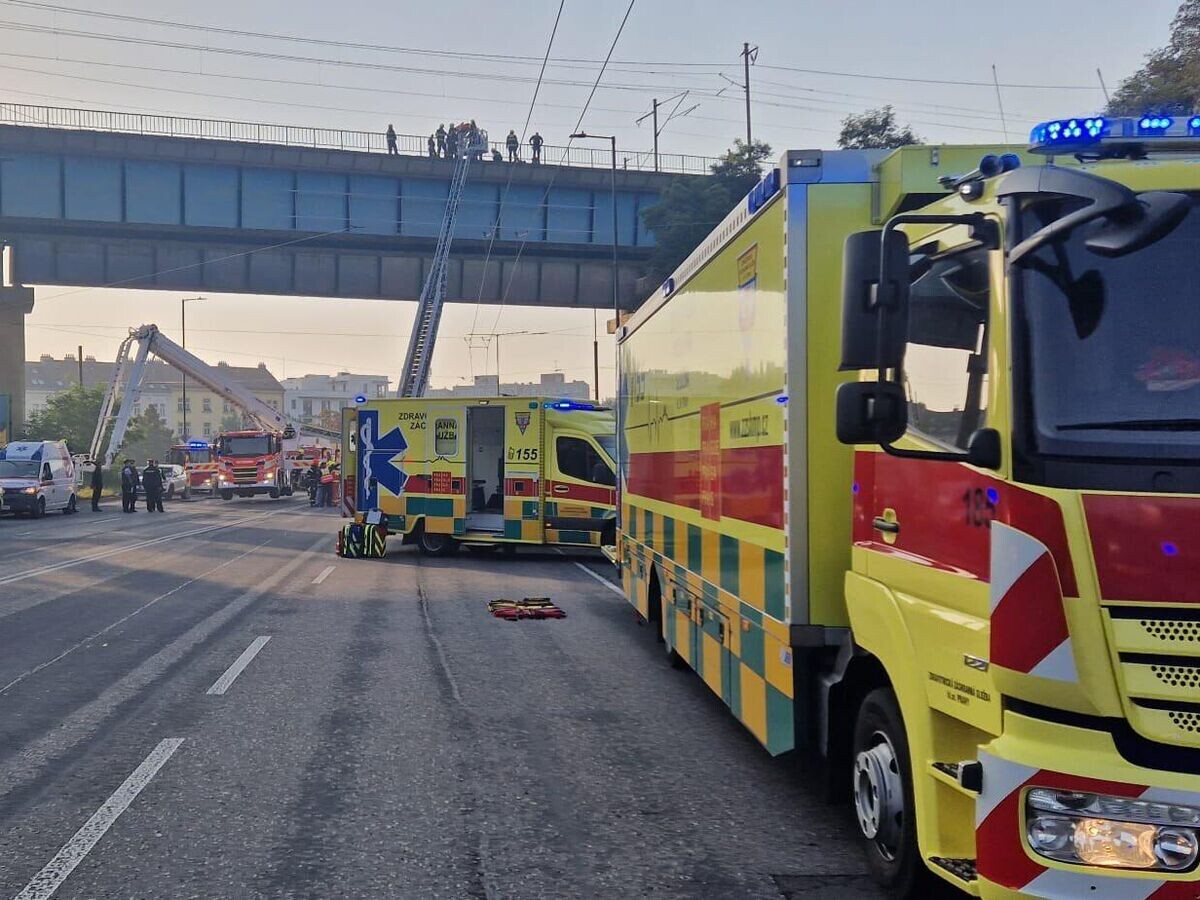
[467,0,565,348]
[0,19,1106,96]
[488,0,638,339]
[0,0,1106,91]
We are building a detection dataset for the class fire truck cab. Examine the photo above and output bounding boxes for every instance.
[214,430,292,500]
[167,440,219,494]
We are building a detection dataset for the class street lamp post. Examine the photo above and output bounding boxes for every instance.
[180,296,202,439]
[569,132,618,403]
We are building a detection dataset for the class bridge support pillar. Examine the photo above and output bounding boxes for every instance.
[0,285,34,441]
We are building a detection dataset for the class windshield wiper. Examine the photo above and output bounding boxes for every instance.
[1058,418,1200,432]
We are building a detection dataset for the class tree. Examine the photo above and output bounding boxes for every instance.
[837,106,921,150]
[1108,1,1200,115]
[640,139,772,284]
[20,385,108,455]
[119,406,175,463]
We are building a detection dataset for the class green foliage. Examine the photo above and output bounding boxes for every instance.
[837,106,921,150]
[120,406,175,463]
[20,385,109,456]
[640,139,772,284]
[1108,1,1200,115]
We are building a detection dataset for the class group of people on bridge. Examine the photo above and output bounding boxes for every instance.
[385,122,544,164]
[83,459,168,513]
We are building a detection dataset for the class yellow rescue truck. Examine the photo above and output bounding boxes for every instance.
[343,396,615,554]
[618,116,1200,897]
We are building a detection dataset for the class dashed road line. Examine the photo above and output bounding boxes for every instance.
[312,565,336,585]
[0,542,270,697]
[572,561,625,598]
[206,636,272,696]
[14,738,185,900]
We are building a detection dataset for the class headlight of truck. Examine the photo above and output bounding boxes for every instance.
[22,486,37,494]
[1027,788,1200,871]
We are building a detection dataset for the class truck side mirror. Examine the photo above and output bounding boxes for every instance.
[840,229,911,371]
[835,381,907,445]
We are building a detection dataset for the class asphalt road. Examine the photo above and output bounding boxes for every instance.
[0,493,884,899]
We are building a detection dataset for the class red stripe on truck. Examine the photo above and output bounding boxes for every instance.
[1084,494,1200,604]
[625,446,783,529]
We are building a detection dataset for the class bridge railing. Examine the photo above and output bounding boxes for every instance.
[0,103,717,175]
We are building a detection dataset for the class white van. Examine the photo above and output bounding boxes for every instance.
[0,441,78,517]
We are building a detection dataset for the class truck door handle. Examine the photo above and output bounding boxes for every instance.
[872,516,900,535]
[553,485,570,494]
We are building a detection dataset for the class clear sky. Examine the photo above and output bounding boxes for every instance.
[11,0,1181,398]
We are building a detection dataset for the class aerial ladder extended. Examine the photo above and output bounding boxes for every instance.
[89,323,337,465]
[397,129,487,397]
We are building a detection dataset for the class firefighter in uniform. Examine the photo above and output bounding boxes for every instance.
[142,459,165,513]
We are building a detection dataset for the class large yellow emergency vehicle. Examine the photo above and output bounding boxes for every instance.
[342,396,615,553]
[618,116,1200,897]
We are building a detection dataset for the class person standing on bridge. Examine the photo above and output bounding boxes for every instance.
[530,131,543,164]
[120,459,139,513]
[435,123,446,157]
[89,459,104,512]
[445,125,458,160]
[506,129,520,162]
[142,459,165,513]
[428,134,437,157]
[386,124,398,155]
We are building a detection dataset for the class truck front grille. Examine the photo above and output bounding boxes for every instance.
[1108,608,1200,748]
[232,466,259,484]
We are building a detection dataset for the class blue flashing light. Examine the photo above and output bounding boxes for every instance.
[1190,116,1200,133]
[1138,115,1174,134]
[545,400,598,411]
[1163,540,1180,557]
[851,481,860,495]
[775,394,788,404]
[187,440,209,450]
[986,487,1000,505]
[354,394,367,404]
[1028,116,1106,149]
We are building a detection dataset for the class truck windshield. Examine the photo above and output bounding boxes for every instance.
[220,436,271,456]
[1018,195,1200,461]
[595,434,616,461]
[0,460,38,478]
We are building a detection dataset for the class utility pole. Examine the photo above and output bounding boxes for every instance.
[741,42,758,145]
[77,345,83,387]
[651,98,659,172]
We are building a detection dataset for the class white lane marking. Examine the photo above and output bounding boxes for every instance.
[206,636,271,696]
[0,543,271,697]
[312,565,336,585]
[572,561,625,598]
[15,738,184,900]
[0,512,275,587]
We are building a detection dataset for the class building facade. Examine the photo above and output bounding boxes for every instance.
[282,372,391,431]
[25,355,285,441]
[425,372,590,400]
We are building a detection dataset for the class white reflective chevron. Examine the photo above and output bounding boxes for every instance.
[1027,637,1078,683]
[990,523,1050,613]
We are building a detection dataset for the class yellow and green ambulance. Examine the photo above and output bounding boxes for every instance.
[342,396,615,554]
[619,118,1200,897]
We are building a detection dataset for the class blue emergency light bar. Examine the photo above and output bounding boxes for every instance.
[1029,114,1200,153]
[187,440,209,449]
[544,400,600,411]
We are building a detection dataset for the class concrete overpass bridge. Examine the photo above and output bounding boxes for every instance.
[0,104,713,431]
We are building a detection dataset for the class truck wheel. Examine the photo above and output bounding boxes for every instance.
[852,688,929,897]
[269,488,280,499]
[183,486,191,500]
[417,526,458,557]
[220,490,233,501]
[32,497,46,519]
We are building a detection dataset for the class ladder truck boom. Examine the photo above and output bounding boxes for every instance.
[397,130,486,397]
[90,324,335,465]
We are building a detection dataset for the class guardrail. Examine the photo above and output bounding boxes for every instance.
[0,103,717,175]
